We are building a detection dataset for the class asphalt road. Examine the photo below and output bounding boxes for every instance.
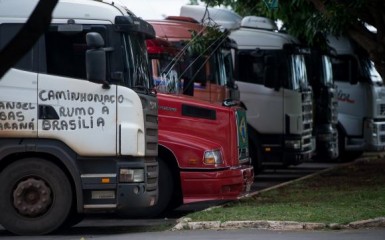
[1,226,385,240]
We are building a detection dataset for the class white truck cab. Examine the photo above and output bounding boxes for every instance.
[0,0,158,235]
[328,36,385,158]
[229,17,314,168]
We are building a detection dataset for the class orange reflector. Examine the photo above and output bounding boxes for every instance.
[101,178,110,183]
[188,159,198,165]
[204,158,216,165]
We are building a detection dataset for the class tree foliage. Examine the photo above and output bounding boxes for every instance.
[201,0,385,80]
[187,25,227,56]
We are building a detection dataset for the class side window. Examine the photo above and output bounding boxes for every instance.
[238,52,264,84]
[44,30,88,79]
[331,56,353,83]
[0,23,36,71]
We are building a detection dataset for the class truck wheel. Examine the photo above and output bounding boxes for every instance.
[338,129,363,162]
[145,158,174,217]
[58,210,85,231]
[0,158,72,235]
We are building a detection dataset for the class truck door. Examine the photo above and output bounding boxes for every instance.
[333,56,367,136]
[0,23,38,138]
[37,26,118,156]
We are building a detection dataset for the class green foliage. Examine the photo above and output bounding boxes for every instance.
[199,0,385,79]
[187,25,228,56]
[199,0,373,46]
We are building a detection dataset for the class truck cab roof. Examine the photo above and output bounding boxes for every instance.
[230,27,299,50]
[147,17,205,42]
[0,0,132,23]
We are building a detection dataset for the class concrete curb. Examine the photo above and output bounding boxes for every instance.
[171,152,385,231]
[172,217,385,231]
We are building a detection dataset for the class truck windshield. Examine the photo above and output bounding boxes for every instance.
[321,55,334,86]
[151,56,181,94]
[122,33,152,91]
[291,54,309,90]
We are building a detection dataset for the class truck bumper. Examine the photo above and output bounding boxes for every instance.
[282,149,313,165]
[260,133,315,166]
[316,126,339,160]
[180,165,254,204]
[363,119,385,151]
[81,158,158,216]
[115,183,158,215]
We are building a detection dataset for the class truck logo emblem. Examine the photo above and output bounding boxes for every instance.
[239,116,247,143]
[159,105,177,112]
[337,90,355,104]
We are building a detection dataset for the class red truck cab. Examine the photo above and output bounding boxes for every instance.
[145,37,254,216]
[148,16,240,104]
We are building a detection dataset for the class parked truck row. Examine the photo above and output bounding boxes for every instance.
[1,0,384,236]
[179,5,385,166]
[0,0,254,235]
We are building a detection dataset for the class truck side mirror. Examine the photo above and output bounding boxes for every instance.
[86,32,110,89]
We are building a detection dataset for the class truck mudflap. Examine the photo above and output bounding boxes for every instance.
[180,165,254,204]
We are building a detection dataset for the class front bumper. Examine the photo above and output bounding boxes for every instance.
[81,158,158,216]
[180,165,254,204]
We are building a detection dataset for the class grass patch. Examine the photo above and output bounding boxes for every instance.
[186,158,385,224]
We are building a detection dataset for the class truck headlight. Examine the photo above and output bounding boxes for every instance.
[119,168,145,183]
[285,140,301,150]
[204,149,223,165]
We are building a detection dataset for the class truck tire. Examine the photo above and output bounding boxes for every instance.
[58,210,85,231]
[144,158,174,217]
[0,158,72,235]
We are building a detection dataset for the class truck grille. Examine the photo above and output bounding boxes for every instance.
[331,99,339,124]
[145,112,158,153]
[378,104,385,116]
[141,95,158,157]
[301,134,313,152]
[302,91,313,132]
[378,122,385,144]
